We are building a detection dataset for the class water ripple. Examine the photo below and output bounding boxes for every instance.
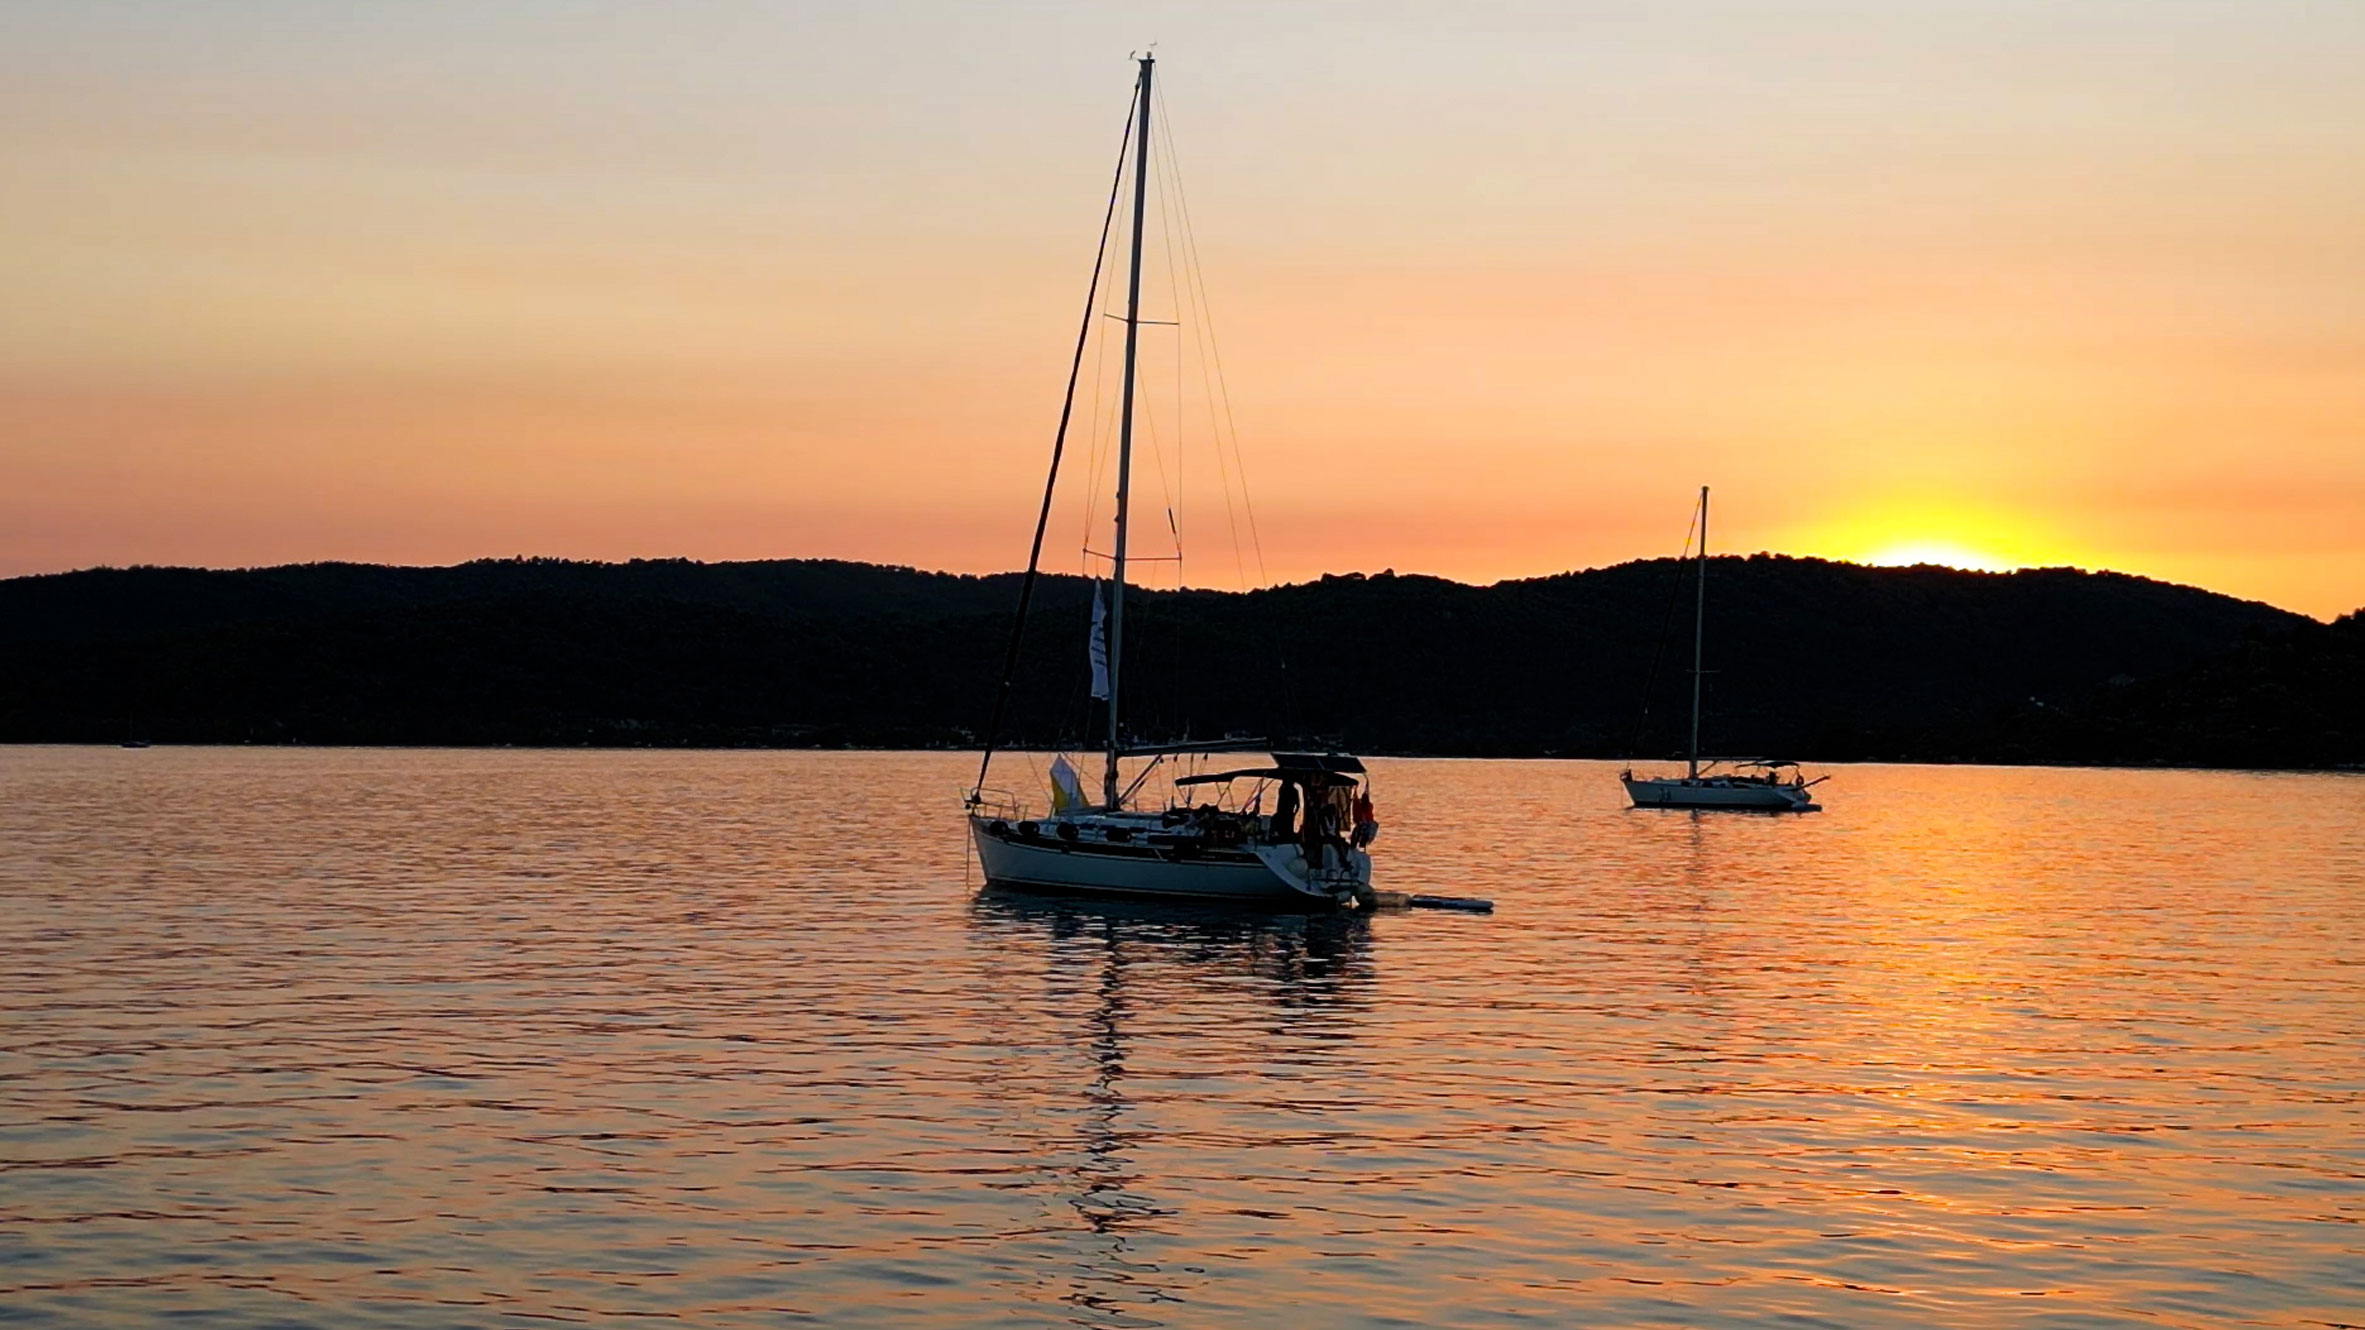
[1,749,2360,1327]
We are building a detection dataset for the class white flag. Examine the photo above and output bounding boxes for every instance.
[1088,580,1111,700]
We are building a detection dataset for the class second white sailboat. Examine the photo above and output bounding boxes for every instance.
[1621,487,1826,813]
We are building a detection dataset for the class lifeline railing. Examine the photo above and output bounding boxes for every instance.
[963,788,1030,821]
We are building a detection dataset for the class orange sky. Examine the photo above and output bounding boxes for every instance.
[3,3,2361,617]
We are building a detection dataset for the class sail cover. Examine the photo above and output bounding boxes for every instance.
[1088,580,1111,700]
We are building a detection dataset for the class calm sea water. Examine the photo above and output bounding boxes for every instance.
[2,748,2360,1328]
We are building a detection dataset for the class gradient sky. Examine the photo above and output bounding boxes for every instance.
[3,2,2361,616]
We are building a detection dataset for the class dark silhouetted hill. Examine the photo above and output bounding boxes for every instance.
[0,555,2350,767]
[1999,607,2364,768]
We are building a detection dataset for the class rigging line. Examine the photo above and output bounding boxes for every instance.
[971,80,1140,802]
[1175,267,1186,588]
[1132,133,1184,578]
[1155,87,1296,740]
[1150,114,1206,595]
[1080,367,1116,572]
[1162,103,1266,593]
[1138,391,1179,556]
[1078,157,1158,573]
[1076,169,1124,564]
[1625,503,1702,761]
[1168,501,1186,740]
[1135,370,1181,573]
[1157,87,1269,586]
[1146,97,1198,735]
[1150,114,1188,583]
[1151,88,1248,590]
[1078,112,1143,568]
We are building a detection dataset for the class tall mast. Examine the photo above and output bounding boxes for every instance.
[1689,485,1707,780]
[1104,53,1154,810]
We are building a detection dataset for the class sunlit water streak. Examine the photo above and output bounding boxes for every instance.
[1,749,2359,1327]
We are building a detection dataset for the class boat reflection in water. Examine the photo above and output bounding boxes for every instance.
[964,890,1372,1321]
[969,889,1374,1013]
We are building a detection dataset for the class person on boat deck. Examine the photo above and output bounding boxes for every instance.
[1270,781,1299,840]
[1304,789,1352,870]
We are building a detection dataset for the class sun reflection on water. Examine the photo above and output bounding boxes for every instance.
[1,750,2358,1326]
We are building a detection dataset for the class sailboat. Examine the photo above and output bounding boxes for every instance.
[964,56,1379,908]
[1620,487,1825,813]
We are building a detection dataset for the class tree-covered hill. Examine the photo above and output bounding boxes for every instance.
[2000,607,2365,768]
[0,555,2349,767]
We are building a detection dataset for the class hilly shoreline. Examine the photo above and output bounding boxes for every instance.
[1,556,2356,769]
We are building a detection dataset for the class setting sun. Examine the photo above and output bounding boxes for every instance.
[1864,541,2020,573]
[1786,497,2086,581]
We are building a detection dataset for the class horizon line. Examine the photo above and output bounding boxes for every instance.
[6,550,2344,621]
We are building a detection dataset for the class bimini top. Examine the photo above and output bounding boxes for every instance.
[1174,750,1366,788]
[1275,750,1365,774]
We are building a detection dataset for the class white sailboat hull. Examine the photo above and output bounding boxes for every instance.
[1622,775,1819,812]
[969,817,1357,904]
